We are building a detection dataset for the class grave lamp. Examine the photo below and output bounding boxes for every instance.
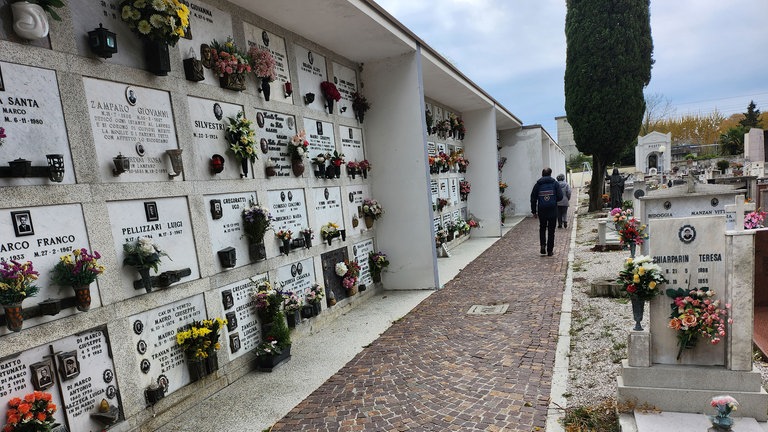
[217,247,237,268]
[0,155,65,182]
[284,82,293,97]
[166,149,184,179]
[112,153,130,176]
[88,24,118,59]
[144,384,165,406]
[303,92,315,105]
[210,154,225,174]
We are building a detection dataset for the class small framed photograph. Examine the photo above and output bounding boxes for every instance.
[57,351,80,381]
[11,211,34,237]
[144,201,159,222]
[30,360,54,391]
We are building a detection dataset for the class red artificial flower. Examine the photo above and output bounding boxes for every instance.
[626,284,637,294]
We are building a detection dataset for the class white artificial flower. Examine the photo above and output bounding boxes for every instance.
[335,262,348,277]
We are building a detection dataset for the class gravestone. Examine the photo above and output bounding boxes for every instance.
[321,248,348,305]
[244,23,292,104]
[617,214,768,419]
[219,273,267,361]
[332,62,358,119]
[276,258,316,299]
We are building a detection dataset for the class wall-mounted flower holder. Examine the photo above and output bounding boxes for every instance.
[290,237,306,249]
[284,82,293,97]
[132,268,192,291]
[217,247,237,268]
[303,92,315,105]
[88,24,118,59]
[90,399,120,426]
[144,384,165,406]
[38,299,62,316]
[0,295,81,331]
[0,155,65,182]
[279,239,291,256]
[166,149,183,179]
[113,153,130,176]
[210,154,225,174]
[11,1,49,40]
[340,229,346,241]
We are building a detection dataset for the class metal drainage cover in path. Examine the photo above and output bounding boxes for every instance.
[467,304,509,315]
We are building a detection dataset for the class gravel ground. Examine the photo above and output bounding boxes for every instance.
[565,190,768,408]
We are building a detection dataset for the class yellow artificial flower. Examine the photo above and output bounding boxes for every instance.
[649,281,657,289]
[633,274,640,283]
[638,267,645,276]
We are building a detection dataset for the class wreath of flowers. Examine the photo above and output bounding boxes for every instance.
[666,287,731,359]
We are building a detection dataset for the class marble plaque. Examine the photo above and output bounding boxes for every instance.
[439,179,449,199]
[258,109,296,178]
[339,126,364,162]
[437,143,446,155]
[450,178,459,205]
[433,218,440,232]
[107,197,200,297]
[460,207,468,221]
[276,258,315,299]
[452,209,460,222]
[312,187,344,235]
[244,23,291,104]
[331,62,357,119]
[344,185,370,236]
[71,0,144,69]
[648,216,726,366]
[0,61,74,185]
[303,117,336,157]
[0,327,120,431]
[643,193,738,221]
[294,44,327,113]
[177,0,235,87]
[430,180,438,204]
[128,295,206,395]
[205,192,256,271]
[84,78,179,182]
[427,141,436,157]
[220,273,267,361]
[267,188,308,234]
[352,239,375,286]
[0,204,97,334]
[441,214,452,228]
[187,97,245,179]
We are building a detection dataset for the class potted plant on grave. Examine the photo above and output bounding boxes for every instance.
[459,180,471,201]
[242,203,273,261]
[320,81,341,114]
[2,391,59,432]
[251,282,291,370]
[252,281,281,324]
[327,151,345,179]
[302,283,324,317]
[616,255,667,331]
[361,198,384,229]
[666,286,731,360]
[122,237,169,293]
[275,229,292,255]
[335,260,360,297]
[119,0,190,75]
[300,228,314,249]
[50,248,105,312]
[249,45,277,101]
[287,130,309,176]
[320,222,341,245]
[358,159,371,178]
[351,91,370,123]
[0,260,39,332]
[311,153,327,178]
[368,251,389,283]
[210,37,252,91]
[226,111,257,177]
[282,291,303,328]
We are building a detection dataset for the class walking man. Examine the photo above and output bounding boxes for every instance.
[556,174,571,228]
[531,168,563,256]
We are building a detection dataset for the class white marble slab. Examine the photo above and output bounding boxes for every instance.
[311,186,344,235]
[187,96,245,180]
[294,44,327,113]
[177,0,234,87]
[244,23,292,104]
[220,273,267,361]
[331,62,357,119]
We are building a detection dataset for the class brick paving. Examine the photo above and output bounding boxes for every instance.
[271,217,571,432]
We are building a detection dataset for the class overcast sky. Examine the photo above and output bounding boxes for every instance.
[375,0,768,138]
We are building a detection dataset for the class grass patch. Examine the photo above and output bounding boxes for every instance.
[560,399,620,432]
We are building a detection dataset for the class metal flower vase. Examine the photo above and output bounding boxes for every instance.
[630,296,644,331]
[2,302,23,332]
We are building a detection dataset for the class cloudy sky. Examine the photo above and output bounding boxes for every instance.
[375,0,768,137]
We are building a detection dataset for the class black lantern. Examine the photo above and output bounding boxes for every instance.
[304,92,315,105]
[144,384,165,406]
[88,24,118,59]
[112,153,130,176]
[46,154,65,182]
[217,247,237,268]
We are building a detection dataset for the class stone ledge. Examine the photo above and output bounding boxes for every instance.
[620,360,765,392]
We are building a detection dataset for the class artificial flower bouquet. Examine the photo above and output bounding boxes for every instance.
[209,37,252,77]
[288,130,309,160]
[329,151,345,167]
[436,198,449,212]
[744,209,766,229]
[255,336,283,357]
[226,111,258,163]
[0,260,39,305]
[320,81,341,103]
[120,0,190,46]
[251,280,283,319]
[123,237,169,273]
[362,198,384,220]
[275,230,292,241]
[248,45,276,81]
[499,181,508,192]
[351,91,370,122]
[242,203,273,243]
[616,255,666,301]
[283,291,302,312]
[368,251,389,280]
[2,391,58,432]
[176,318,226,360]
[459,180,471,199]
[358,159,371,172]
[610,207,633,230]
[335,260,360,292]
[51,248,105,287]
[320,222,340,240]
[709,395,738,430]
[618,217,647,246]
[666,286,731,359]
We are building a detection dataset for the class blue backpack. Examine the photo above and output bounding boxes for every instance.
[537,182,558,209]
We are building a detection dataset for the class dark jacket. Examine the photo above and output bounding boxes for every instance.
[530,176,564,216]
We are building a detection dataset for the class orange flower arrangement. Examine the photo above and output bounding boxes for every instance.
[3,391,58,432]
